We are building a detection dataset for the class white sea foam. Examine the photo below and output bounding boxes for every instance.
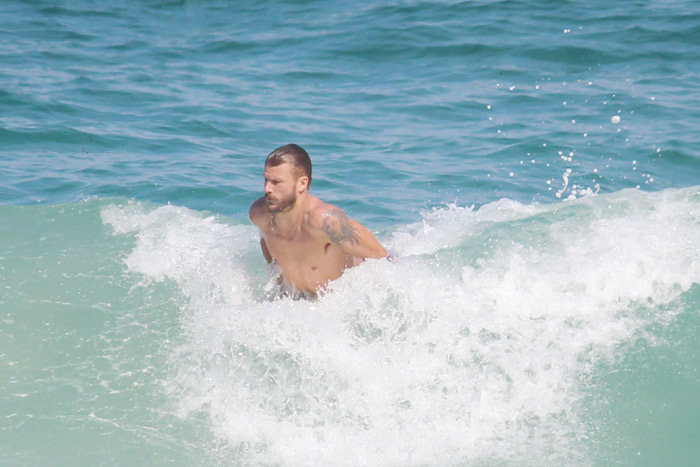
[102,203,257,305]
[102,187,699,465]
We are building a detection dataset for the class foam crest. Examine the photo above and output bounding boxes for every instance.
[102,188,699,465]
[389,198,541,257]
[101,203,258,305]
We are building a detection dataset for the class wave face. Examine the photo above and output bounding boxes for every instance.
[104,187,699,465]
[7,188,695,465]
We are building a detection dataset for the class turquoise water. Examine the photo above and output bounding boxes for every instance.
[2,0,699,465]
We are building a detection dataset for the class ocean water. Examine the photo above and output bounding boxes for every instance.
[1,0,699,465]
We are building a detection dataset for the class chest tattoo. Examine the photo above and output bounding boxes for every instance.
[322,209,359,246]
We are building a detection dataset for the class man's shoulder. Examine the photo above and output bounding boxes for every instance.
[249,197,268,224]
[304,196,343,230]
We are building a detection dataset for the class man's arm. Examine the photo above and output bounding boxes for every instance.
[249,197,274,263]
[259,237,273,263]
[311,205,387,259]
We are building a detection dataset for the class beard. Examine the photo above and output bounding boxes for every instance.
[265,192,296,213]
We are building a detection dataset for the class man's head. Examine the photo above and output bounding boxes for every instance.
[263,144,312,213]
[264,144,312,186]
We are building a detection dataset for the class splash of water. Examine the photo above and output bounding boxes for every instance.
[103,186,699,465]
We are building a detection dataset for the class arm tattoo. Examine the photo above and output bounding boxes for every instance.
[322,209,359,246]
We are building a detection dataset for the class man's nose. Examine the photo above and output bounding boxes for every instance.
[264,181,272,193]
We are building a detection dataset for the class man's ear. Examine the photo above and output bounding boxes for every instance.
[297,176,310,193]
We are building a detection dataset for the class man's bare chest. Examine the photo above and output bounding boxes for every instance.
[265,229,324,260]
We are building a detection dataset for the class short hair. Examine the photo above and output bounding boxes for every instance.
[264,144,312,185]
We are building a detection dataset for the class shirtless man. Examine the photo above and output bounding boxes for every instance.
[249,144,387,297]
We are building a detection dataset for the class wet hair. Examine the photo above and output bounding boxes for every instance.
[264,144,312,186]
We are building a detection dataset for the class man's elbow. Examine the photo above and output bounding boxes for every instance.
[366,244,387,259]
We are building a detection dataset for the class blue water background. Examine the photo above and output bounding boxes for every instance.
[3,0,699,224]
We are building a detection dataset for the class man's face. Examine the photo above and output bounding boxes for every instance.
[263,163,300,213]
